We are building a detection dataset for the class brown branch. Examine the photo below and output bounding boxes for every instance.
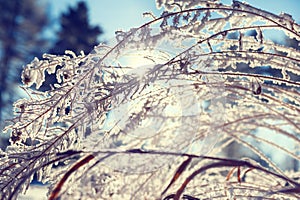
[48,154,95,200]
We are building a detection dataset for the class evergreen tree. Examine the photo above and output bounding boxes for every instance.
[50,1,103,55]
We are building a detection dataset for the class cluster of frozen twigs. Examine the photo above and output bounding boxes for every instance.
[1,0,300,199]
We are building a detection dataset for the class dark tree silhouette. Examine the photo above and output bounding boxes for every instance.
[50,1,103,55]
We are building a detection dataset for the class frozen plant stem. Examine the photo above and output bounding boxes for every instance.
[1,0,300,199]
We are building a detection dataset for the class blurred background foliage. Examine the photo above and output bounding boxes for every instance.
[49,1,102,55]
[0,0,103,149]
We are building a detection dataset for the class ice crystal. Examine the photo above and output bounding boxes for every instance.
[1,0,300,199]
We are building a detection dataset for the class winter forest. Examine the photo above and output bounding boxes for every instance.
[1,0,300,199]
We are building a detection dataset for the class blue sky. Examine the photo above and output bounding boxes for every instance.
[47,0,300,41]
[47,0,159,40]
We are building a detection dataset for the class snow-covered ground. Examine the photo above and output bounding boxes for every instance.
[18,185,47,200]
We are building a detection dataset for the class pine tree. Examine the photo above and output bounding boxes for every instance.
[50,1,103,55]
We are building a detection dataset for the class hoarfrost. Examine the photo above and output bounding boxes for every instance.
[1,0,300,199]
